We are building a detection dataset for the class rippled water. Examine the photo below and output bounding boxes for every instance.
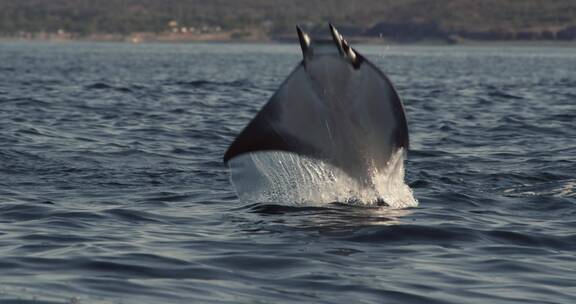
[0,42,575,304]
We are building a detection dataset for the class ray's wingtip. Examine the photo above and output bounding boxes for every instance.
[223,146,234,164]
[328,23,345,56]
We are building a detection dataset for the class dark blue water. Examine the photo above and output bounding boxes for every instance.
[0,41,575,304]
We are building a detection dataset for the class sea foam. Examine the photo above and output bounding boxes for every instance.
[228,148,417,209]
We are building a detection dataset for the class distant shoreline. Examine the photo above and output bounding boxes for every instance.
[2,36,576,47]
[2,30,576,46]
[2,1,576,49]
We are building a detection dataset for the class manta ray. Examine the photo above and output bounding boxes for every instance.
[224,24,409,190]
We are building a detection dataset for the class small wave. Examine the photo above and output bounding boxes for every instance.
[1,97,51,106]
[244,203,329,214]
[86,82,113,90]
[487,90,523,100]
[551,113,576,122]
[167,79,250,88]
[345,225,477,243]
[503,179,576,198]
[85,82,133,93]
[0,203,54,222]
[103,208,165,223]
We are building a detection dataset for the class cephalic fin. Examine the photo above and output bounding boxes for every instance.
[296,25,312,60]
[329,23,362,69]
[328,23,345,56]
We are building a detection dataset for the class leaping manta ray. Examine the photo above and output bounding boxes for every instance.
[224,24,409,187]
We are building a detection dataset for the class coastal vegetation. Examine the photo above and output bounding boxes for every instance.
[1,0,575,42]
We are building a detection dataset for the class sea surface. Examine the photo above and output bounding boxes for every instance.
[0,41,575,304]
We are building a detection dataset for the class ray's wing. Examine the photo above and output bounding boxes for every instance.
[223,64,330,163]
[357,59,409,151]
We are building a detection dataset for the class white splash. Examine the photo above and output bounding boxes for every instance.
[228,148,418,209]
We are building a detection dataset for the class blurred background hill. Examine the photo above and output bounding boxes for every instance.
[1,0,576,42]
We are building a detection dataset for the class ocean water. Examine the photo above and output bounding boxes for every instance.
[0,41,575,304]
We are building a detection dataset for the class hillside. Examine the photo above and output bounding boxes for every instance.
[1,0,576,42]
